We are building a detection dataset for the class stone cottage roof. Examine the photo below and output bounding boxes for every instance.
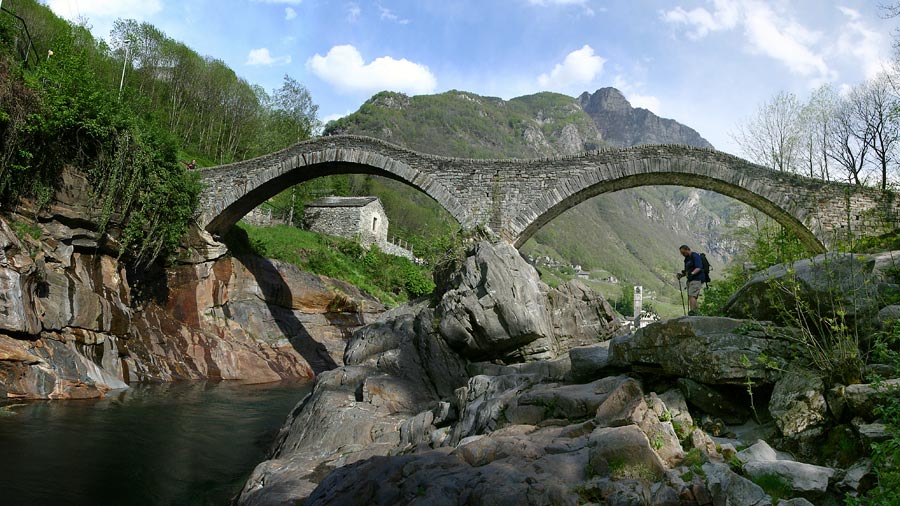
[306,196,379,208]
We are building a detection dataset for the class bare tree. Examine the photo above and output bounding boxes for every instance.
[853,74,899,190]
[828,91,871,185]
[798,84,837,181]
[732,91,803,173]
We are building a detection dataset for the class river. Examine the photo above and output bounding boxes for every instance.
[0,380,312,506]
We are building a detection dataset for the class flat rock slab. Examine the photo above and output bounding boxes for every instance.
[703,462,772,506]
[743,460,835,495]
[569,341,612,382]
[609,316,791,385]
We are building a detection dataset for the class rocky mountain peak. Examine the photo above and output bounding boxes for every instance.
[577,87,713,149]
[578,87,631,114]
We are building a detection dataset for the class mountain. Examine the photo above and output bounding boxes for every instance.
[326,90,603,157]
[321,89,749,314]
[578,88,712,148]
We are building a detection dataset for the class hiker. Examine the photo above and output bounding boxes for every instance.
[676,244,706,315]
[183,159,197,171]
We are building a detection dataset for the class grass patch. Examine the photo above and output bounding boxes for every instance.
[750,473,793,503]
[608,458,660,482]
[682,447,707,477]
[820,425,864,468]
[225,223,435,306]
[11,219,41,242]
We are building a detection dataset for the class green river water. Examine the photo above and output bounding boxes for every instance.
[0,380,313,505]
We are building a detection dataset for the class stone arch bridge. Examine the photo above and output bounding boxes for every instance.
[196,135,900,253]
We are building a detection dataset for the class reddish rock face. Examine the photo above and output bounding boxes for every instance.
[0,213,384,400]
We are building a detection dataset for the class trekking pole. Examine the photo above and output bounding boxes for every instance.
[678,276,686,316]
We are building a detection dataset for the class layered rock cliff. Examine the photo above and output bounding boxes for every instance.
[0,170,383,400]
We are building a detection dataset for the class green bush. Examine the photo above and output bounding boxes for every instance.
[848,388,900,505]
[0,5,199,266]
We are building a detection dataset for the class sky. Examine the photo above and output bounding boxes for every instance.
[41,0,897,154]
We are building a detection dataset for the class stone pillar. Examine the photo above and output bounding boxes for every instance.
[633,286,643,328]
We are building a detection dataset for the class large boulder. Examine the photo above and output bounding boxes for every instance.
[736,440,779,465]
[829,379,900,420]
[437,241,554,360]
[239,303,471,505]
[304,424,595,506]
[609,316,792,385]
[588,425,667,480]
[436,242,619,363]
[514,279,620,361]
[724,252,879,323]
[678,378,752,424]
[703,462,773,506]
[768,368,828,439]
[568,341,614,382]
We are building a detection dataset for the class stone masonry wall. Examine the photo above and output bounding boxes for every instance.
[302,200,388,248]
[197,136,900,252]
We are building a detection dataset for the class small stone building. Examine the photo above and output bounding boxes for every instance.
[302,196,388,248]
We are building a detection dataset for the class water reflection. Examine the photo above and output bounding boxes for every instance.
[0,380,311,506]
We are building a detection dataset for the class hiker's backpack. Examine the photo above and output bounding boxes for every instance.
[699,253,712,283]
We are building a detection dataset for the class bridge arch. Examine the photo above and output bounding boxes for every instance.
[507,147,831,253]
[196,138,470,235]
[197,136,897,252]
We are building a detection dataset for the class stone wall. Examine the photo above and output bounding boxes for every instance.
[197,136,900,252]
[380,240,414,260]
[302,200,388,248]
[242,207,288,227]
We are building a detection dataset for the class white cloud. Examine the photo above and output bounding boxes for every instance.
[537,45,606,90]
[834,6,888,79]
[322,111,352,124]
[612,75,661,114]
[246,48,292,66]
[251,0,303,4]
[661,0,834,81]
[528,0,589,4]
[347,3,361,22]
[660,0,739,39]
[285,7,297,20]
[527,0,595,16]
[306,45,437,94]
[46,0,162,21]
[741,2,831,79]
[837,6,862,21]
[379,6,410,24]
[626,93,661,114]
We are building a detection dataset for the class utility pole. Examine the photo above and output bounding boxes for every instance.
[118,39,132,101]
[633,285,643,329]
[288,187,296,227]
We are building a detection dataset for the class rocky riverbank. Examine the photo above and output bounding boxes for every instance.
[0,170,383,399]
[238,241,898,506]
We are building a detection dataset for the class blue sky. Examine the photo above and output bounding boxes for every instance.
[43,0,896,154]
